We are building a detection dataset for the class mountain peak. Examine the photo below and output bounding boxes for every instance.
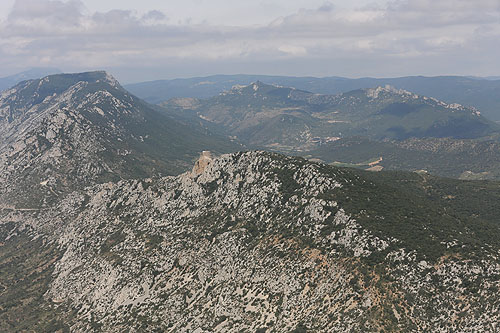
[0,71,239,207]
[364,85,483,116]
[0,70,124,107]
[91,70,120,87]
[42,70,121,88]
[0,70,131,125]
[252,80,273,90]
[246,80,273,92]
[224,81,281,95]
[365,85,415,99]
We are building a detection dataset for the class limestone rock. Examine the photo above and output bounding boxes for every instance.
[192,151,214,176]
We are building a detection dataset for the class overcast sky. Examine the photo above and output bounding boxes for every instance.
[0,0,499,83]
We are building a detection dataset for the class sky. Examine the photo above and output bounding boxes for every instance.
[0,0,499,83]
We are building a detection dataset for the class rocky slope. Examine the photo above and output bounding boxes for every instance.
[0,71,237,207]
[2,151,500,332]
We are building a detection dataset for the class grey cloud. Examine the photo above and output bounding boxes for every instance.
[0,0,499,80]
[317,2,335,12]
[385,0,500,28]
[141,10,167,22]
[389,0,500,12]
[7,0,83,33]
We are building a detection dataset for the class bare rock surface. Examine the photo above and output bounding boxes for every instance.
[2,151,499,332]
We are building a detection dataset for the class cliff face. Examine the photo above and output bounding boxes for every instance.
[192,151,214,176]
[3,151,499,332]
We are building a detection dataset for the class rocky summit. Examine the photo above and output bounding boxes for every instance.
[1,151,499,332]
[0,71,237,208]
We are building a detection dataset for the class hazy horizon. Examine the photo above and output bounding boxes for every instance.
[5,67,500,86]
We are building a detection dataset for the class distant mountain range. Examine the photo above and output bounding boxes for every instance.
[0,68,62,91]
[160,81,500,179]
[169,81,499,143]
[125,74,500,121]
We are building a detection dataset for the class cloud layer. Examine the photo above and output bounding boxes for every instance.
[1,0,499,81]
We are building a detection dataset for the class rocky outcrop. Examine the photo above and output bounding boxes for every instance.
[192,151,214,176]
[2,151,498,332]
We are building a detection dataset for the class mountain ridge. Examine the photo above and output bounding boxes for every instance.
[163,81,499,151]
[125,74,500,121]
[0,71,239,207]
[2,150,500,331]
